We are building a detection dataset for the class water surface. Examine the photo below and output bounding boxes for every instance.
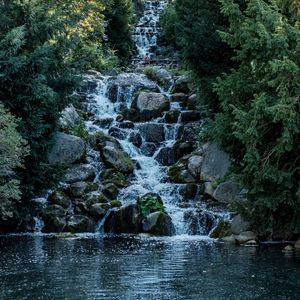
[0,235,299,300]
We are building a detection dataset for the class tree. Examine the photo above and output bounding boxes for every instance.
[0,103,28,228]
[214,0,300,236]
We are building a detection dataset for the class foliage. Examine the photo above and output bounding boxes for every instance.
[214,0,300,234]
[144,67,169,87]
[69,121,90,141]
[137,194,166,217]
[105,0,134,64]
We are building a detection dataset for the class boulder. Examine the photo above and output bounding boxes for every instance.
[187,155,203,178]
[142,212,175,236]
[117,121,134,129]
[68,181,96,198]
[154,147,176,166]
[128,132,142,148]
[235,231,256,244]
[102,146,135,173]
[200,142,231,181]
[89,203,109,219]
[204,182,215,198]
[164,110,180,123]
[48,191,71,209]
[48,133,86,166]
[145,67,172,86]
[171,76,191,94]
[42,205,66,233]
[140,142,157,156]
[93,117,114,129]
[178,122,201,142]
[187,94,197,110]
[102,183,119,200]
[169,161,196,184]
[179,184,198,200]
[104,204,142,234]
[85,193,109,207]
[108,127,127,140]
[170,93,188,103]
[180,111,201,123]
[173,140,196,160]
[134,92,170,121]
[231,214,251,235]
[59,104,80,130]
[213,181,239,203]
[63,164,96,184]
[138,123,165,143]
[295,239,300,250]
[66,215,96,233]
[210,220,231,239]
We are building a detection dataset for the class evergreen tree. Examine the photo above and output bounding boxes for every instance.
[214,0,300,235]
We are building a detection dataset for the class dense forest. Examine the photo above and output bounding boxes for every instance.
[0,0,299,239]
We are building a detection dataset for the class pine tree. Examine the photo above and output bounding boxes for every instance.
[214,0,300,235]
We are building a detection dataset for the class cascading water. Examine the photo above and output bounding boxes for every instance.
[133,0,168,60]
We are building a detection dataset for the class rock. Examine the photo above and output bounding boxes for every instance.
[89,203,108,219]
[42,205,66,233]
[235,231,256,244]
[282,245,294,252]
[102,146,135,173]
[187,94,197,110]
[117,121,134,129]
[171,76,191,94]
[204,182,215,198]
[59,104,80,130]
[144,67,172,86]
[142,212,175,236]
[104,204,142,234]
[222,235,236,243]
[165,110,180,123]
[134,92,170,121]
[180,111,201,123]
[68,182,95,198]
[108,127,127,140]
[138,123,165,143]
[128,132,142,148]
[85,192,109,207]
[213,181,239,203]
[173,140,196,160]
[179,184,198,200]
[231,215,251,235]
[170,93,188,103]
[48,191,71,209]
[93,117,114,129]
[110,200,122,208]
[210,220,231,239]
[63,164,96,184]
[154,147,175,166]
[48,133,86,166]
[140,142,157,156]
[295,239,300,250]
[66,215,96,233]
[178,122,201,142]
[122,108,140,122]
[200,142,231,181]
[102,183,119,200]
[101,169,129,187]
[169,158,196,183]
[187,155,203,178]
[245,240,258,246]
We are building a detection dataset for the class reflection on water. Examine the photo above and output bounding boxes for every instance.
[0,236,300,300]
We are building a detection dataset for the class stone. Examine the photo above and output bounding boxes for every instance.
[85,193,109,207]
[110,200,122,208]
[145,67,172,86]
[231,214,251,235]
[134,92,170,121]
[178,122,201,142]
[68,182,95,198]
[154,147,175,166]
[128,132,142,148]
[187,155,203,178]
[104,204,142,234]
[108,127,127,140]
[142,212,175,236]
[169,160,196,184]
[204,182,215,198]
[101,169,129,187]
[48,133,86,166]
[63,164,96,184]
[171,75,191,94]
[173,140,196,160]
[170,93,188,103]
[210,220,231,239]
[222,235,236,243]
[200,142,231,181]
[48,191,71,209]
[235,231,256,244]
[102,146,135,173]
[117,121,134,129]
[282,245,294,252]
[180,111,201,123]
[179,184,198,200]
[89,203,108,219]
[59,104,80,130]
[295,239,300,250]
[66,215,96,233]
[42,205,66,233]
[164,110,180,123]
[93,117,114,129]
[102,183,119,200]
[140,142,157,156]
[213,181,240,203]
[138,123,165,143]
[187,94,197,110]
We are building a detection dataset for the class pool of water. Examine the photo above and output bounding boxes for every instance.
[0,235,299,300]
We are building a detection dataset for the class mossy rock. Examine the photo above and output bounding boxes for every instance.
[110,200,122,208]
[102,183,119,200]
[210,220,231,239]
[101,169,130,187]
[137,193,165,217]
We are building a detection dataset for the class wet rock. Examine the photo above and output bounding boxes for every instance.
[200,142,231,181]
[102,183,119,200]
[128,132,142,148]
[236,231,256,244]
[187,155,203,178]
[154,147,175,166]
[117,121,134,129]
[171,76,191,94]
[48,191,71,209]
[283,245,294,252]
[89,203,109,219]
[295,239,300,250]
[204,182,215,198]
[170,93,188,103]
[133,91,170,121]
[110,200,122,208]
[59,104,80,130]
[68,182,96,198]
[85,193,109,207]
[63,164,96,184]
[187,94,197,110]
[42,205,66,233]
[122,108,140,122]
[173,140,196,160]
[222,235,236,243]
[179,184,199,200]
[93,117,114,129]
[142,212,175,236]
[169,159,196,183]
[104,204,142,234]
[178,122,201,142]
[140,142,157,156]
[213,181,239,203]
[180,111,201,123]
[108,127,127,140]
[231,214,251,235]
[138,123,165,143]
[48,133,86,166]
[210,220,231,239]
[144,67,172,86]
[101,169,130,187]
[66,215,96,233]
[102,146,135,173]
[164,110,180,123]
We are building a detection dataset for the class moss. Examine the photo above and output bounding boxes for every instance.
[102,169,130,187]
[110,200,122,208]
[210,220,231,239]
[137,193,166,217]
